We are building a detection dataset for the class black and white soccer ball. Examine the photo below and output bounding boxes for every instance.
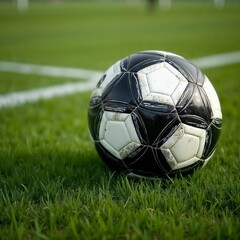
[88,50,222,178]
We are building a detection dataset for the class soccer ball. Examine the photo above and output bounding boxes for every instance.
[88,50,222,178]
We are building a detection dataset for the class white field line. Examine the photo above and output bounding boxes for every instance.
[0,61,103,79]
[0,51,240,109]
[0,80,98,109]
[191,51,240,69]
[0,63,103,108]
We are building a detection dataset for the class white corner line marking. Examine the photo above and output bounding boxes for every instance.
[0,51,239,109]
[191,51,240,69]
[0,80,98,109]
[0,61,103,79]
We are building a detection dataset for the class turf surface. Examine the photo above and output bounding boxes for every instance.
[0,2,240,239]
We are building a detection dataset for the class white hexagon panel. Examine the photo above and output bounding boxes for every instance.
[98,111,141,160]
[160,123,206,170]
[137,62,188,106]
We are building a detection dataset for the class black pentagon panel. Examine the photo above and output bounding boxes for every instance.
[133,107,179,146]
[178,84,212,129]
[202,118,222,159]
[121,52,165,73]
[88,105,103,141]
[166,55,205,86]
[123,146,170,177]
[102,72,139,113]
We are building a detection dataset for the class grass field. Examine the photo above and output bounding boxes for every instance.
[0,2,240,239]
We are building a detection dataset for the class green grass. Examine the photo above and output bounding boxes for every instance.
[0,2,240,240]
[0,72,87,94]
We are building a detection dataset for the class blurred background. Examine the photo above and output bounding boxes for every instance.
[0,0,240,71]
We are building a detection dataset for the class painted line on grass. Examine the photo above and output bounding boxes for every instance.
[191,51,240,69]
[0,50,240,109]
[0,62,103,108]
[0,80,98,108]
[0,61,103,79]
